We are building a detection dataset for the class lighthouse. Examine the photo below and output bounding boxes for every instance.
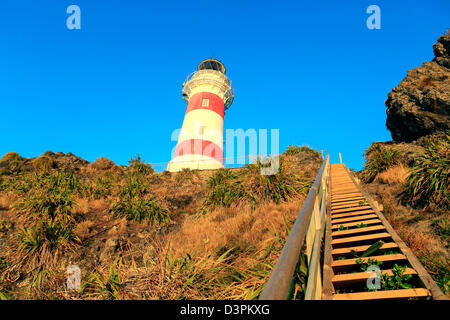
[167,58,234,172]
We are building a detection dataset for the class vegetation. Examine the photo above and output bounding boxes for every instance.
[90,156,115,171]
[406,134,449,208]
[381,264,413,290]
[284,145,322,159]
[0,147,323,299]
[111,167,169,224]
[418,251,450,294]
[31,155,54,171]
[362,144,400,182]
[205,157,312,210]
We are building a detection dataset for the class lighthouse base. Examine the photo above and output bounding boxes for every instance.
[167,154,224,172]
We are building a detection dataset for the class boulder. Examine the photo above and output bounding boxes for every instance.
[385,31,450,142]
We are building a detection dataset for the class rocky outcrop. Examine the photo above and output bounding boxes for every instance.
[0,151,90,175]
[385,31,450,143]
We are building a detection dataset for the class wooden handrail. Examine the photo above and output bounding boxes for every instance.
[259,154,330,300]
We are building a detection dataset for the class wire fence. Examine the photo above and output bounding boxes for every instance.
[148,154,280,172]
[147,150,325,172]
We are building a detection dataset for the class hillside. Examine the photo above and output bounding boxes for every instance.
[358,31,450,296]
[0,147,322,299]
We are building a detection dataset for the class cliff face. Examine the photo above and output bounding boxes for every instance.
[385,32,450,143]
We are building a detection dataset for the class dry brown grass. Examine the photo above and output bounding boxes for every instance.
[374,164,409,185]
[389,217,436,253]
[170,200,303,256]
[75,197,110,215]
[74,220,95,239]
[90,156,115,171]
[0,193,16,210]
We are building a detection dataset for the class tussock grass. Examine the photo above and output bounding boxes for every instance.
[406,134,449,208]
[362,144,400,182]
[126,155,154,175]
[205,157,311,210]
[112,169,169,224]
[31,155,54,171]
[90,156,115,171]
[284,145,322,159]
[374,164,409,185]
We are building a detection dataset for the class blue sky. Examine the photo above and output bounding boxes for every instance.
[0,0,449,171]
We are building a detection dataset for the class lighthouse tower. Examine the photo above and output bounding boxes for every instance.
[167,58,234,172]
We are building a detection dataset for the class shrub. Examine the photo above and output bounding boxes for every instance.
[112,175,169,224]
[284,145,322,159]
[245,158,307,204]
[362,144,400,182]
[13,172,78,223]
[0,152,23,175]
[126,155,154,176]
[204,158,311,209]
[112,196,170,224]
[32,155,54,171]
[91,156,115,171]
[406,134,449,208]
[1,152,22,162]
[205,169,248,208]
[19,219,78,255]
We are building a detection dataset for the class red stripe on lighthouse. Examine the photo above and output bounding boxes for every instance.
[174,139,223,163]
[186,92,224,118]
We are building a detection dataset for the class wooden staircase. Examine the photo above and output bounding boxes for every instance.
[322,163,447,300]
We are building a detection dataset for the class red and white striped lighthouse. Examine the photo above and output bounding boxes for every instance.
[167,59,234,172]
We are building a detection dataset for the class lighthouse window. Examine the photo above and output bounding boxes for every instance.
[202,98,210,107]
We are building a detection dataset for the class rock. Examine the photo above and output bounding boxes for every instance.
[385,31,450,142]
[164,194,193,208]
[99,236,124,261]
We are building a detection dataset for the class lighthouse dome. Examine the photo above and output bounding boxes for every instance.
[198,58,226,74]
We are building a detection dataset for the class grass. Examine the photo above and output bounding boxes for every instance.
[431,217,450,239]
[90,156,115,171]
[0,152,23,175]
[283,145,322,159]
[19,220,79,255]
[31,155,54,171]
[205,158,311,210]
[362,144,400,183]
[418,250,450,294]
[126,154,154,175]
[0,146,322,300]
[83,257,123,300]
[406,134,449,208]
[112,172,169,224]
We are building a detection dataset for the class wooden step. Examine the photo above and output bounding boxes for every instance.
[332,268,417,286]
[332,288,431,300]
[332,254,407,268]
[331,232,392,246]
[332,201,369,210]
[332,193,363,199]
[331,219,382,230]
[332,214,378,224]
[332,225,386,237]
[331,196,365,203]
[332,209,374,219]
[331,242,399,256]
[332,206,374,214]
[332,188,360,194]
